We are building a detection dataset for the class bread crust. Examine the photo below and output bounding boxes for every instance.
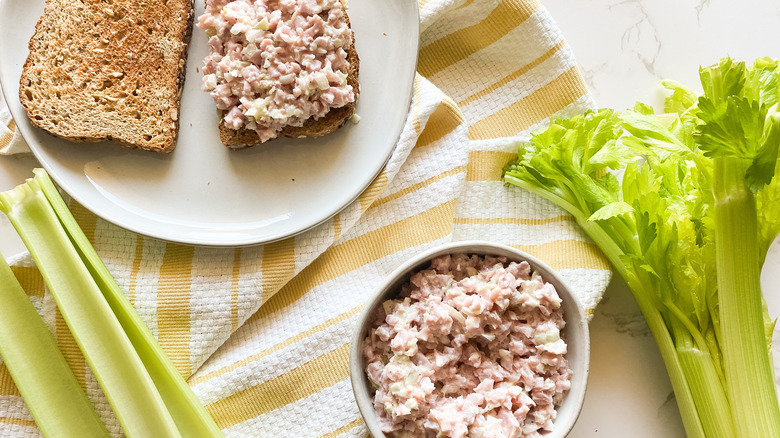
[19,0,194,153]
[217,12,360,149]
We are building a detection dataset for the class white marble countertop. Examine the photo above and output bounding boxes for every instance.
[2,0,780,436]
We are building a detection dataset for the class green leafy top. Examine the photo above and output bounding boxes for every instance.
[504,56,780,332]
[505,100,715,331]
[696,58,780,191]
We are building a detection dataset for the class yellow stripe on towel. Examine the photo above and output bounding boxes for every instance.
[0,119,15,149]
[319,418,365,438]
[465,151,517,181]
[416,95,465,148]
[458,40,567,107]
[10,266,45,298]
[157,244,195,377]
[359,171,389,213]
[0,365,20,397]
[454,215,574,226]
[0,132,12,150]
[55,307,87,388]
[248,199,457,323]
[372,166,465,209]
[207,344,350,428]
[190,305,362,385]
[260,238,296,305]
[230,248,243,333]
[0,417,36,428]
[511,241,610,271]
[468,66,588,139]
[418,0,541,77]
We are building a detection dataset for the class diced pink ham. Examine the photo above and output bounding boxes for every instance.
[197,0,355,142]
[363,254,572,437]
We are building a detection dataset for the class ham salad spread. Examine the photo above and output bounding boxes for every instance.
[197,0,356,142]
[363,254,572,438]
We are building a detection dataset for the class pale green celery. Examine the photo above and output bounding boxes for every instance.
[503,101,742,438]
[508,173,735,438]
[584,225,714,438]
[0,177,181,438]
[594,226,734,438]
[695,57,780,436]
[614,260,712,438]
[669,317,735,438]
[0,253,109,438]
[712,157,780,436]
[33,169,224,438]
[504,58,780,436]
[503,173,710,438]
[757,151,780,264]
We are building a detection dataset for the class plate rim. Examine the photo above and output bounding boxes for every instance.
[0,0,420,247]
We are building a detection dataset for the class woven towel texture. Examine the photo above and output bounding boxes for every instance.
[0,0,611,436]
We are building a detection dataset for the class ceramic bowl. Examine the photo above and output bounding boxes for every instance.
[349,240,590,437]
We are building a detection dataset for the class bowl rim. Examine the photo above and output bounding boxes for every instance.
[349,240,590,438]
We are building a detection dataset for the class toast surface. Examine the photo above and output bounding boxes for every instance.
[19,0,194,153]
[212,9,359,149]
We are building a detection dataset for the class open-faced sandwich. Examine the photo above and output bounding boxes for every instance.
[18,0,194,153]
[197,0,359,148]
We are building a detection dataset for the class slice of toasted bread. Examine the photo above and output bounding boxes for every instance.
[19,0,194,153]
[216,12,360,149]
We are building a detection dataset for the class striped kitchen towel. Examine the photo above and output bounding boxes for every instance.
[0,91,26,155]
[0,0,611,436]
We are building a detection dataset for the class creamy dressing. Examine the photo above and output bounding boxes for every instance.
[364,254,572,438]
[198,0,355,142]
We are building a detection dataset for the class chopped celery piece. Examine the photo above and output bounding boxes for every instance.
[0,253,109,437]
[33,169,224,438]
[0,174,180,438]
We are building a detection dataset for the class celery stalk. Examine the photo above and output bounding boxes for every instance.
[621,279,710,438]
[33,169,224,438]
[503,57,780,437]
[504,173,714,438]
[695,57,780,436]
[712,157,780,436]
[0,253,109,437]
[671,320,735,438]
[0,178,181,438]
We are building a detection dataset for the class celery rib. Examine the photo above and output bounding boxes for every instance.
[670,318,735,438]
[712,157,780,437]
[0,253,110,438]
[505,176,710,438]
[0,177,181,438]
[502,73,780,436]
[33,169,224,438]
[622,278,709,438]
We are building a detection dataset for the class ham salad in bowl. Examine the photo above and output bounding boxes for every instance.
[350,241,589,438]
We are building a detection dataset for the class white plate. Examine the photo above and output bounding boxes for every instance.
[0,0,418,246]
